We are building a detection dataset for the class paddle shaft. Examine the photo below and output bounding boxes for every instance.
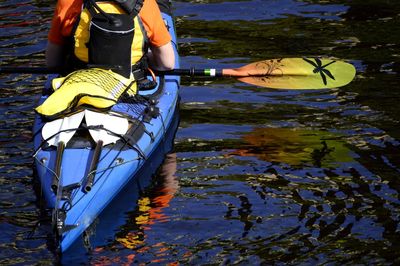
[52,141,65,193]
[0,66,226,76]
[84,140,103,193]
[157,68,224,77]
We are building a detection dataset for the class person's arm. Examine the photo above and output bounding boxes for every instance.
[45,41,66,68]
[139,0,175,71]
[46,0,82,68]
[148,41,175,71]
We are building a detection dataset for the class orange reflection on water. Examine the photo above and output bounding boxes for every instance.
[113,153,180,261]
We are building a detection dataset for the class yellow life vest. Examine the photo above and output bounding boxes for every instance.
[35,68,136,118]
[73,2,148,70]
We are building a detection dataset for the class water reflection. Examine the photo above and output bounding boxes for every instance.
[1,0,400,264]
[71,153,182,265]
[174,0,348,21]
[230,127,352,167]
[174,133,399,263]
[114,154,179,250]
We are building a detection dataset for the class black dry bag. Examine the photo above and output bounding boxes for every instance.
[87,1,136,78]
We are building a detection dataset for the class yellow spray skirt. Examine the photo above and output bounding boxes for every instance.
[35,68,136,118]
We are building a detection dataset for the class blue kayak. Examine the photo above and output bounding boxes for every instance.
[32,12,180,252]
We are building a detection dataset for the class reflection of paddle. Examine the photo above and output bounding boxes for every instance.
[83,110,129,192]
[230,127,352,167]
[42,111,85,192]
[1,57,356,89]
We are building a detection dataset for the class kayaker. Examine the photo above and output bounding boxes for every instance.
[45,0,175,78]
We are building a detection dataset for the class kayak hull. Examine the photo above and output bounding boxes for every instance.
[33,13,180,252]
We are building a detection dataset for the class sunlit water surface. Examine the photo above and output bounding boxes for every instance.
[1,0,399,264]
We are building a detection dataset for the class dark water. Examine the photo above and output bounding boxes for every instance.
[1,0,400,264]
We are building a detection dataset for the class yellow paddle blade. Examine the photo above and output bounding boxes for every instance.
[225,58,356,89]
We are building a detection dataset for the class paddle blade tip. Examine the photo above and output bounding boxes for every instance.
[238,58,356,90]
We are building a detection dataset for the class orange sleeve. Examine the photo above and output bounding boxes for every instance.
[48,0,171,47]
[48,0,83,45]
[139,0,172,47]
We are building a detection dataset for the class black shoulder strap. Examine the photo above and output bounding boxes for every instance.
[84,0,144,16]
[114,0,144,16]
[85,0,113,21]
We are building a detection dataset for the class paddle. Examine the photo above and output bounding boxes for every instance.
[42,111,85,146]
[0,57,356,89]
[41,110,128,147]
[85,109,129,146]
[41,110,129,193]
[83,109,129,192]
[42,111,85,192]
[159,57,356,89]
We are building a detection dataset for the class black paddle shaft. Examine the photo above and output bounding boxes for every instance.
[155,67,224,77]
[1,66,224,77]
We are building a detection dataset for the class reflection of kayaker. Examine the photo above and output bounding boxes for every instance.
[89,153,179,264]
[116,153,179,250]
